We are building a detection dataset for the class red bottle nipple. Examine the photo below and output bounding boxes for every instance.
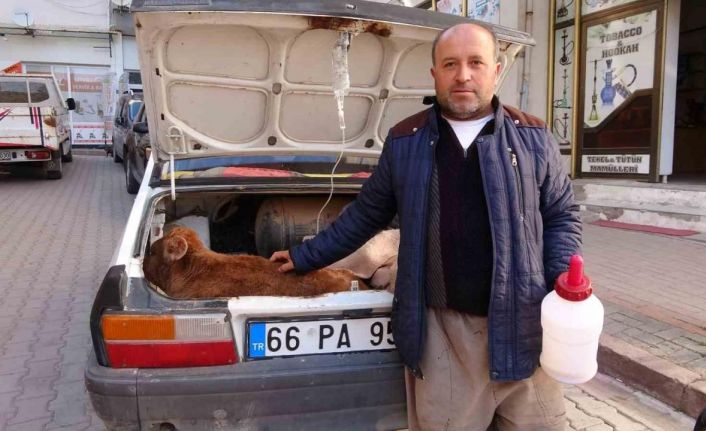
[554,255,593,301]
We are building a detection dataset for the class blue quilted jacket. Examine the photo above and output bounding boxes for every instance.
[290,97,582,381]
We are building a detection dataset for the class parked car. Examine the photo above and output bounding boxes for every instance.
[111,91,143,163]
[0,73,75,179]
[124,103,150,194]
[85,1,533,430]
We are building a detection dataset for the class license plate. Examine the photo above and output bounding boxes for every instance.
[0,151,10,161]
[247,315,394,359]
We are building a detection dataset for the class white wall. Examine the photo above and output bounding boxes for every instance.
[0,33,112,67]
[0,0,109,32]
[660,0,681,177]
[495,1,550,120]
[122,36,139,70]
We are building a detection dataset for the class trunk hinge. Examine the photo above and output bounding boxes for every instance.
[165,126,187,201]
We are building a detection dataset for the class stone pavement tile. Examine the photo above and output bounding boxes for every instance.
[0,354,31,375]
[3,340,34,358]
[49,380,94,429]
[688,357,706,374]
[5,417,52,431]
[7,394,54,426]
[23,359,60,380]
[653,328,684,341]
[0,390,19,424]
[0,372,26,394]
[564,386,648,430]
[673,336,706,355]
[17,376,58,400]
[46,420,93,431]
[670,348,703,364]
[565,399,605,430]
[30,344,63,363]
[55,361,86,384]
[585,425,615,431]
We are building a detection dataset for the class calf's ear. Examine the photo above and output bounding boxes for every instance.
[164,235,189,262]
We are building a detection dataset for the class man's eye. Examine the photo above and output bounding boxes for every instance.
[444,62,455,68]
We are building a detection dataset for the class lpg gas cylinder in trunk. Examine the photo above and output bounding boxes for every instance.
[254,196,353,257]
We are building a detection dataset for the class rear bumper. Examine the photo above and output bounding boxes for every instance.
[85,349,407,431]
[0,146,57,164]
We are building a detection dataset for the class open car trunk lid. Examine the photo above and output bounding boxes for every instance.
[131,0,534,164]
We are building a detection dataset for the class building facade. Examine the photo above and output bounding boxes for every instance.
[0,0,138,148]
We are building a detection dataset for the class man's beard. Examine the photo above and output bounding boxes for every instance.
[437,88,491,120]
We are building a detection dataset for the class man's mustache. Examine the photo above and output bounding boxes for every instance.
[449,87,477,93]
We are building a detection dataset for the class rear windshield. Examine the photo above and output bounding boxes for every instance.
[0,81,50,104]
[168,155,379,182]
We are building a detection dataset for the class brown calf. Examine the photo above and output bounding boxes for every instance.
[143,226,367,299]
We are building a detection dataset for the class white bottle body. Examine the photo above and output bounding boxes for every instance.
[540,292,604,384]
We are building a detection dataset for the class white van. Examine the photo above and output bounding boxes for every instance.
[0,73,76,179]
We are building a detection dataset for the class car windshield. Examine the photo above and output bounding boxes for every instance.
[0,80,50,104]
[167,155,379,181]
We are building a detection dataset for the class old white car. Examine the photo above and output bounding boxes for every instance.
[85,1,533,430]
[0,73,75,179]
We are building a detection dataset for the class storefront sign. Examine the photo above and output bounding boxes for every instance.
[582,0,640,16]
[467,0,500,23]
[581,154,649,174]
[72,123,112,145]
[584,10,657,128]
[436,0,464,16]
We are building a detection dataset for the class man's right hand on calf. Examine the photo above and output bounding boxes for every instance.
[270,250,295,273]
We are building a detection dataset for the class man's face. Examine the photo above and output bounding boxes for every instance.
[431,25,501,121]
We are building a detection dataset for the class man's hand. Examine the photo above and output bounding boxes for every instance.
[270,250,295,273]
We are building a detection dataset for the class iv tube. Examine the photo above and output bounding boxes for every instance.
[316,31,351,235]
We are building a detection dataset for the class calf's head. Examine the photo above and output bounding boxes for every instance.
[143,226,205,290]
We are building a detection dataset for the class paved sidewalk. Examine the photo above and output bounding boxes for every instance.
[0,155,133,430]
[583,223,706,418]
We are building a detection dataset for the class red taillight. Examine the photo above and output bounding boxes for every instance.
[25,150,51,160]
[102,313,238,368]
[105,341,237,368]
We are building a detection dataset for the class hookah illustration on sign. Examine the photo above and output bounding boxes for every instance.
[553,68,571,109]
[559,29,574,66]
[600,58,637,106]
[557,0,574,19]
[553,112,570,142]
[588,59,600,122]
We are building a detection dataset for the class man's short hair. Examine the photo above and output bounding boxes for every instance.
[431,22,500,65]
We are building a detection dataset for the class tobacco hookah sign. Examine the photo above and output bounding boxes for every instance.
[583,10,656,128]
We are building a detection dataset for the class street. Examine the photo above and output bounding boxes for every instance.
[0,155,698,430]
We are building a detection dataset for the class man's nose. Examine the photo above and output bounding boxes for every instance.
[455,64,472,82]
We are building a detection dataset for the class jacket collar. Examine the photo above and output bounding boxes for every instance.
[424,95,504,138]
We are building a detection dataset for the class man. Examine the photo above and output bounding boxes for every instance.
[271,22,581,430]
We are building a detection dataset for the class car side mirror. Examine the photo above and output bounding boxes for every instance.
[133,122,148,134]
[66,98,76,111]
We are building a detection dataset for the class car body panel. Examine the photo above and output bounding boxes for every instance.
[124,103,150,192]
[112,93,143,160]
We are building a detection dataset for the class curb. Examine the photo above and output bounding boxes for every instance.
[598,333,706,418]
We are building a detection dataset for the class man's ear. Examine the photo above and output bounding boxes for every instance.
[164,235,188,262]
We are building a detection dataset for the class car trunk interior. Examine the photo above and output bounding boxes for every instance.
[142,189,396,299]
